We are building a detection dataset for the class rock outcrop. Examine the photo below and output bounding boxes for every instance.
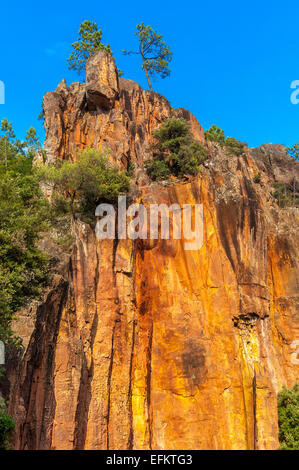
[2,51,299,450]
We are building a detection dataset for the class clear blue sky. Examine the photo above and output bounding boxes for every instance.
[0,0,298,148]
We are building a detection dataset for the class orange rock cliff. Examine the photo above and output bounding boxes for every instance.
[2,51,299,450]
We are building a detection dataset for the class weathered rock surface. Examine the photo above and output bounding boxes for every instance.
[2,51,299,450]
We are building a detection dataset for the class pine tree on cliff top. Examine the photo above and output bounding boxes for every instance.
[68,20,112,75]
[123,23,172,91]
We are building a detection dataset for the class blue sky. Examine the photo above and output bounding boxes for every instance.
[0,0,298,148]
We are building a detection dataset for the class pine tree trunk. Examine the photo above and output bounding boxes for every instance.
[141,51,153,91]
[144,65,153,91]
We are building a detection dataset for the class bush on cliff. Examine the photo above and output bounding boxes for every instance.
[272,182,298,208]
[278,384,299,450]
[204,124,225,146]
[204,124,246,156]
[0,122,50,345]
[224,137,246,156]
[0,398,15,450]
[37,148,131,221]
[146,117,208,180]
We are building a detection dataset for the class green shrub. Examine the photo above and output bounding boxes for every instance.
[204,124,225,146]
[147,117,208,180]
[0,150,50,344]
[272,182,298,207]
[0,398,15,450]
[37,148,131,221]
[170,141,208,177]
[278,384,299,450]
[204,124,246,156]
[253,172,261,183]
[145,159,171,181]
[153,117,190,153]
[224,136,246,156]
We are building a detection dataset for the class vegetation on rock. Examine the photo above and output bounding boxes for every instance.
[37,148,131,222]
[253,172,261,183]
[272,181,298,208]
[146,117,208,180]
[204,124,246,156]
[123,23,172,91]
[68,20,112,75]
[287,142,299,161]
[278,384,299,450]
[204,124,225,146]
[0,398,15,450]
[224,136,246,156]
[0,121,131,346]
[0,120,51,345]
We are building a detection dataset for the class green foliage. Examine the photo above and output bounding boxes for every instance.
[0,159,50,344]
[204,124,246,155]
[0,398,15,450]
[224,136,246,156]
[146,118,208,180]
[126,161,135,178]
[145,159,171,181]
[0,119,15,141]
[123,23,172,91]
[278,384,299,450]
[204,125,225,146]
[37,148,130,221]
[153,117,189,152]
[286,143,299,161]
[0,119,40,164]
[170,141,208,177]
[68,20,112,75]
[0,119,16,167]
[253,172,261,183]
[25,127,40,154]
[0,122,50,345]
[272,182,298,208]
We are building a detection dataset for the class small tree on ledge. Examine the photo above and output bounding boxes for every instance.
[123,23,172,91]
[68,20,112,75]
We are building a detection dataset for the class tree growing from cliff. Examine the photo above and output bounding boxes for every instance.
[287,142,299,161]
[123,23,172,91]
[204,125,225,146]
[204,124,246,156]
[146,118,208,180]
[68,20,112,75]
[37,148,130,221]
[278,384,299,450]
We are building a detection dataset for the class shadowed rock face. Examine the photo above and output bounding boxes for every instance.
[3,51,299,450]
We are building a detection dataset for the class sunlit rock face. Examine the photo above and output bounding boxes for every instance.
[4,51,299,450]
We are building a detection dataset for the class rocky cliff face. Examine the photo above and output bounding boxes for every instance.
[3,51,299,450]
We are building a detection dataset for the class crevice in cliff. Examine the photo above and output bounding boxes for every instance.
[127,319,136,450]
[146,322,154,450]
[106,320,117,450]
[73,308,99,450]
[15,277,69,449]
[252,371,258,450]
